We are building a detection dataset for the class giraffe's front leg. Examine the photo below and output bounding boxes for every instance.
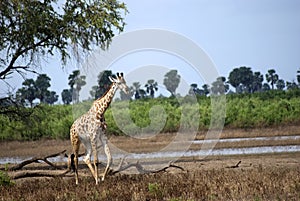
[81,139,98,184]
[83,152,98,184]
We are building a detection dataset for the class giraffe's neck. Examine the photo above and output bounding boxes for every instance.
[91,83,117,120]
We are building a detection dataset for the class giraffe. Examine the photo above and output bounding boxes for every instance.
[69,72,129,185]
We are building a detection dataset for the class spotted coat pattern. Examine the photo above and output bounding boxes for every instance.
[69,73,128,185]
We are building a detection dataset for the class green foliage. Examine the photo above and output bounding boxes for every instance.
[94,70,113,99]
[15,74,58,106]
[148,182,164,199]
[66,70,86,104]
[0,90,300,140]
[145,79,158,98]
[0,171,13,186]
[163,70,181,97]
[0,104,73,140]
[0,0,127,79]
[228,66,254,92]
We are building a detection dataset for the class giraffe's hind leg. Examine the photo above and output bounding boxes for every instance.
[70,129,80,185]
[102,143,112,181]
[101,140,112,181]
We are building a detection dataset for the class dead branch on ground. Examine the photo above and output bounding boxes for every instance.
[2,150,185,180]
[110,157,185,175]
[7,150,67,171]
[9,169,71,180]
[226,161,242,168]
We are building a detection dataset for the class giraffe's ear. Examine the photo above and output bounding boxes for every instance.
[109,76,115,83]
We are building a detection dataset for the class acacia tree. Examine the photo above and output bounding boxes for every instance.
[228,67,253,93]
[0,0,127,80]
[15,74,58,106]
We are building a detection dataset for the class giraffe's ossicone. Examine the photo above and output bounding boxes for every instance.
[69,72,129,185]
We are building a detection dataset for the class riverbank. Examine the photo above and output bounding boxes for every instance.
[1,125,299,159]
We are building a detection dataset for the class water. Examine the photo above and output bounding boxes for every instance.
[192,135,300,144]
[1,135,300,164]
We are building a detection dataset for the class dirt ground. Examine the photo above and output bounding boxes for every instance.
[1,126,300,200]
[1,125,300,158]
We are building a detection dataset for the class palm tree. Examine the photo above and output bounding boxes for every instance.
[145,79,158,98]
[163,70,181,97]
[68,70,86,103]
[35,74,51,103]
[210,77,229,95]
[276,79,285,90]
[132,82,141,99]
[252,72,264,92]
[297,69,300,86]
[265,69,279,90]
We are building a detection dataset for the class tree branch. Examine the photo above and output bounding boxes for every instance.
[3,151,184,180]
[226,161,242,169]
[110,158,185,175]
[0,36,51,79]
[7,150,67,171]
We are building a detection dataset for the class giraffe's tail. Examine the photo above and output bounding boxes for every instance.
[67,153,76,172]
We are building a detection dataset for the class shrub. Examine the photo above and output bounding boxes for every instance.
[1,91,300,140]
[0,171,13,186]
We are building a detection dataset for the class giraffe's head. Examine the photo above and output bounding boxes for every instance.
[109,72,129,94]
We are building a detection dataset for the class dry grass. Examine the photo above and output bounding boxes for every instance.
[1,165,299,201]
[1,126,300,200]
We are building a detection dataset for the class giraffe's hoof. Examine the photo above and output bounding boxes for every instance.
[95,178,99,185]
[99,173,105,181]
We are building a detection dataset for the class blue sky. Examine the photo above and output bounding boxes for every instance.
[122,0,300,79]
[1,0,300,99]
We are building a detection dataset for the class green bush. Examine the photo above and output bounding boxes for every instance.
[0,171,13,186]
[1,90,300,140]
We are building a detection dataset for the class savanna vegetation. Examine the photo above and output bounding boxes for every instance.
[1,1,300,201]
[1,161,299,201]
[1,89,300,141]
